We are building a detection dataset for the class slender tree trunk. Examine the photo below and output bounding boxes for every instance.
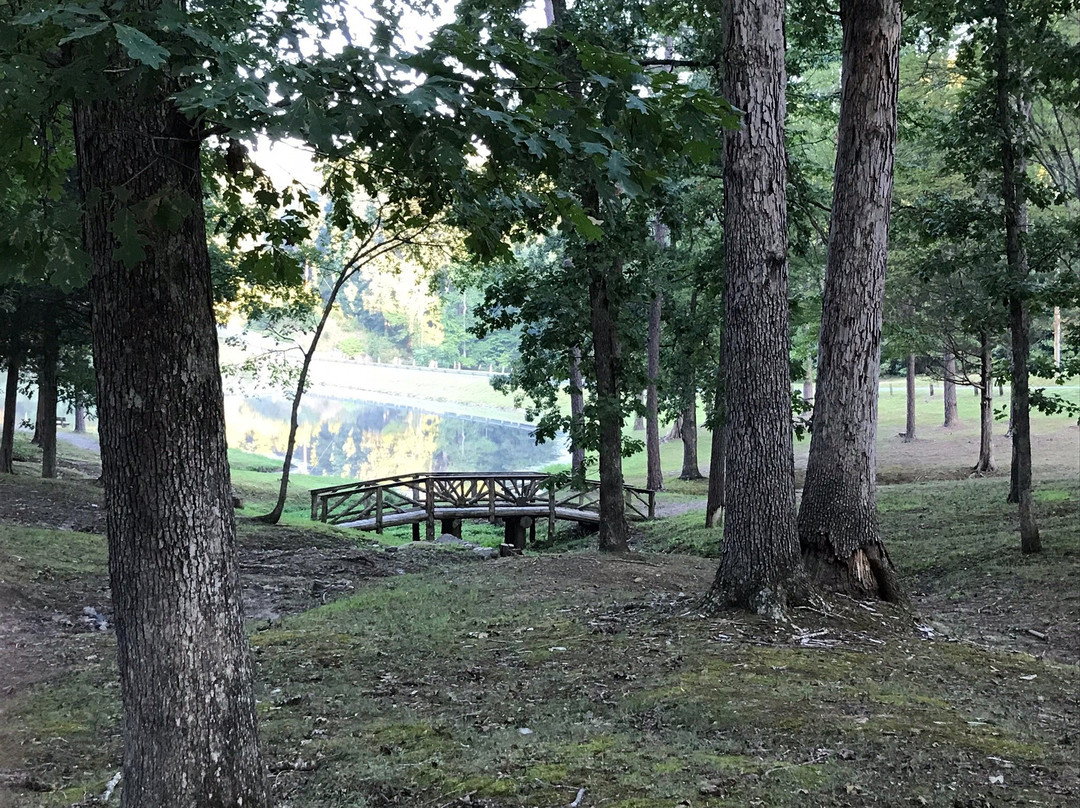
[646,291,663,490]
[904,353,917,442]
[943,350,959,427]
[259,291,337,523]
[1,354,19,474]
[706,0,803,613]
[705,396,727,527]
[974,331,996,473]
[797,0,902,602]
[802,357,814,401]
[1053,306,1061,367]
[38,325,59,479]
[995,0,1040,552]
[31,393,45,445]
[550,0,627,549]
[590,264,629,552]
[679,392,703,480]
[73,56,269,808]
[665,415,683,442]
[568,346,586,482]
[74,405,87,433]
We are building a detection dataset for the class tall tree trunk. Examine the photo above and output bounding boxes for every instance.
[705,321,727,527]
[705,398,727,526]
[31,393,45,445]
[679,392,703,480]
[74,404,87,433]
[797,0,902,602]
[38,325,59,479]
[706,0,803,613]
[974,331,996,473]
[904,353,917,442]
[1053,306,1061,367]
[1,354,19,474]
[943,350,959,427]
[73,57,269,808]
[995,0,1040,552]
[802,356,814,401]
[568,346,586,482]
[590,264,629,552]
[259,273,346,524]
[646,290,663,490]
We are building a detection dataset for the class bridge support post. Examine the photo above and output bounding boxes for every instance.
[425,476,436,541]
[504,516,527,550]
[547,488,555,541]
[412,522,421,542]
[440,517,462,538]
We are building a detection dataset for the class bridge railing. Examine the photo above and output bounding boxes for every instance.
[310,472,655,531]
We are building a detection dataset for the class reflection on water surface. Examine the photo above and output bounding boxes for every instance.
[224,395,565,478]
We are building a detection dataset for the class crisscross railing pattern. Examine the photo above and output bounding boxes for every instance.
[309,472,655,540]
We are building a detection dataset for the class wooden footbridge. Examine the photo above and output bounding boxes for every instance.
[309,472,656,547]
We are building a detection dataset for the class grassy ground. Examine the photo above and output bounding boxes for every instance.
[1,438,1078,807]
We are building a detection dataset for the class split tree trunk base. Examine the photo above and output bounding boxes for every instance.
[801,540,904,604]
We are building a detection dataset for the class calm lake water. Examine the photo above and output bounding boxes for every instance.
[223,394,567,479]
[7,392,565,479]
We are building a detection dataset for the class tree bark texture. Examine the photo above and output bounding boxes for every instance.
[75,405,87,433]
[796,0,902,602]
[904,353,917,442]
[995,0,1040,552]
[1,354,19,474]
[943,351,959,427]
[38,325,59,479]
[706,0,802,613]
[568,347,586,481]
[73,69,269,807]
[645,290,663,491]
[589,265,629,551]
[975,331,996,473]
[679,393,703,480]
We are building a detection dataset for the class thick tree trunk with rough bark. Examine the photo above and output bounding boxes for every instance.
[904,353,917,442]
[646,291,663,490]
[796,0,902,602]
[995,0,1040,552]
[73,65,269,808]
[568,347,585,481]
[1,354,19,474]
[679,393,703,480]
[974,332,996,473]
[943,351,959,427]
[74,405,87,433]
[590,266,629,552]
[706,0,803,613]
[38,326,59,479]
